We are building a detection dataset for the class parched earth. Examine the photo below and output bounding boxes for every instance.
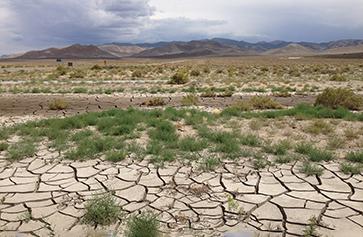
[0,93,362,237]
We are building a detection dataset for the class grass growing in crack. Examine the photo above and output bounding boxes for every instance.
[346,151,363,163]
[124,210,161,237]
[105,149,127,162]
[340,163,362,175]
[6,137,37,162]
[302,216,320,237]
[179,136,209,151]
[82,191,122,227]
[300,161,324,176]
[240,133,261,147]
[127,141,145,161]
[327,137,346,150]
[0,142,9,151]
[275,153,300,164]
[253,153,270,169]
[199,155,221,172]
[263,139,292,156]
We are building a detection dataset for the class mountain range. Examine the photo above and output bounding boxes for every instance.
[3,38,363,59]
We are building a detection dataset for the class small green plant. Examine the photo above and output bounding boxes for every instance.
[0,142,9,151]
[147,98,166,106]
[168,72,189,84]
[199,155,221,171]
[340,163,362,175]
[18,210,32,223]
[300,161,324,176]
[105,149,127,162]
[327,137,345,150]
[253,153,270,169]
[240,133,261,147]
[346,151,363,163]
[132,69,144,77]
[181,94,198,106]
[315,88,363,110]
[6,137,37,162]
[224,193,245,215]
[48,99,69,110]
[273,88,292,97]
[82,191,122,227]
[302,216,320,237]
[124,210,161,237]
[304,119,334,135]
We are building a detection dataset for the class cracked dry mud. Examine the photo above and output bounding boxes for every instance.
[0,94,362,237]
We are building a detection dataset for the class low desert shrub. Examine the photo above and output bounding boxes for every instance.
[48,99,69,110]
[181,94,198,106]
[147,98,166,106]
[190,69,200,77]
[346,151,363,163]
[218,89,234,97]
[315,88,363,110]
[329,75,347,81]
[200,88,216,97]
[124,211,161,237]
[250,95,284,110]
[82,191,122,227]
[300,161,324,176]
[340,163,362,175]
[229,101,253,111]
[168,72,189,84]
[304,119,334,135]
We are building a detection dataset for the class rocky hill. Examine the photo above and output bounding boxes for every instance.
[263,43,319,56]
[133,40,260,58]
[97,45,146,57]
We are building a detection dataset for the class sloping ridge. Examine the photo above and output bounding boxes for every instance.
[17,44,117,59]
[133,40,260,58]
[263,43,319,56]
[97,45,147,57]
[320,44,363,55]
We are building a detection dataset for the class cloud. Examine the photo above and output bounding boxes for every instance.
[0,0,362,55]
[0,0,155,54]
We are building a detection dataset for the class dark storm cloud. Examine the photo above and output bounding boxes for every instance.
[0,0,155,53]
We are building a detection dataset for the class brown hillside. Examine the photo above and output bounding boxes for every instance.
[263,43,319,56]
[17,44,117,59]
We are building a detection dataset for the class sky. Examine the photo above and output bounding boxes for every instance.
[1,0,363,55]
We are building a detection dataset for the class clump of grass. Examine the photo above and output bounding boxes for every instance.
[181,94,198,106]
[199,155,221,172]
[302,216,320,237]
[275,153,300,164]
[6,137,37,162]
[105,149,127,162]
[340,163,362,175]
[304,119,334,135]
[344,128,360,140]
[168,72,189,84]
[124,210,161,237]
[240,133,261,147]
[82,191,122,227]
[229,101,253,111]
[48,99,69,110]
[0,142,9,151]
[327,137,345,150]
[315,88,363,110]
[300,161,324,176]
[250,95,284,110]
[273,88,292,97]
[217,89,234,97]
[179,136,209,151]
[249,119,262,130]
[253,153,270,169]
[346,151,363,163]
[263,139,292,156]
[295,143,335,162]
[147,98,166,106]
[329,75,347,82]
[200,88,216,97]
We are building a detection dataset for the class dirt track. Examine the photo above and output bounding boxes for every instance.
[0,93,317,118]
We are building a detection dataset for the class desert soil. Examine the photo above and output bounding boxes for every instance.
[0,92,362,237]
